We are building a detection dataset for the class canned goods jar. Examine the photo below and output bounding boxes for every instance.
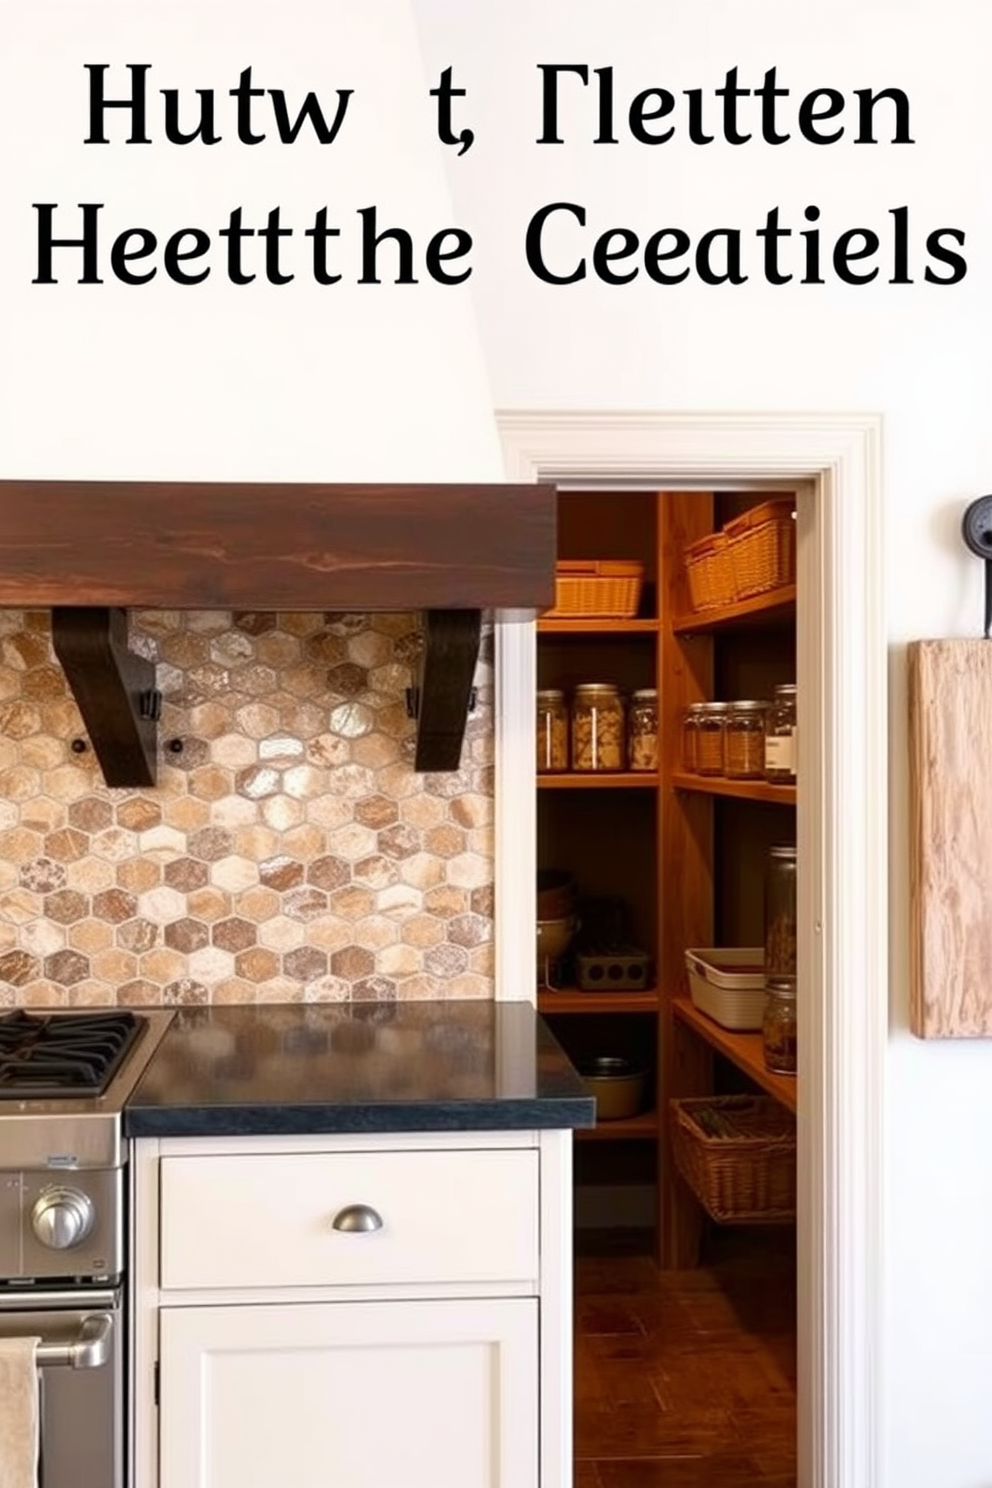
[764,683,797,783]
[725,700,768,780]
[762,984,797,1074]
[695,702,729,777]
[536,689,568,773]
[681,702,707,773]
[627,689,659,772]
[764,844,797,982]
[571,683,625,772]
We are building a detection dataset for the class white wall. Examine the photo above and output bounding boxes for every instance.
[409,5,992,1487]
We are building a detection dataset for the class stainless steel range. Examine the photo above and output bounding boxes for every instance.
[0,1007,173,1488]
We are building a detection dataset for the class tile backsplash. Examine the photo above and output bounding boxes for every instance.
[0,610,494,1008]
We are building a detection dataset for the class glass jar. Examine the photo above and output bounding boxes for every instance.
[536,689,568,773]
[764,683,797,783]
[764,844,797,983]
[724,700,768,780]
[695,702,729,777]
[571,683,625,772]
[762,984,797,1074]
[627,689,658,772]
[681,702,706,773]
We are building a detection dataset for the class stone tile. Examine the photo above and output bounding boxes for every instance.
[163,978,209,1005]
[398,853,445,892]
[330,945,375,981]
[117,918,159,953]
[188,946,235,983]
[450,794,493,829]
[164,918,210,954]
[43,949,90,985]
[326,662,368,696]
[211,856,258,893]
[212,918,257,953]
[233,611,277,636]
[22,921,66,957]
[187,887,232,923]
[235,946,281,983]
[43,889,88,925]
[399,793,447,830]
[354,914,399,951]
[470,884,494,918]
[236,885,281,921]
[283,947,328,984]
[261,796,305,831]
[401,915,445,950]
[68,919,114,954]
[377,943,422,978]
[162,796,212,833]
[139,948,187,983]
[233,825,281,862]
[259,854,304,891]
[43,827,88,862]
[352,855,397,891]
[423,886,470,920]
[424,824,466,859]
[258,916,305,952]
[117,979,164,1006]
[92,888,138,924]
[116,798,162,832]
[0,888,43,925]
[164,857,210,893]
[282,888,328,922]
[68,797,114,833]
[92,949,139,983]
[0,950,39,986]
[351,975,396,1002]
[329,885,375,922]
[189,826,233,862]
[18,738,64,772]
[90,827,136,863]
[211,733,259,770]
[446,853,492,889]
[138,886,187,923]
[20,857,67,894]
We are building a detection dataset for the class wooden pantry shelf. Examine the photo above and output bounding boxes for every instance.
[672,584,796,636]
[537,617,659,635]
[538,987,660,1014]
[576,1109,659,1142]
[671,773,796,806]
[539,772,659,790]
[672,997,797,1112]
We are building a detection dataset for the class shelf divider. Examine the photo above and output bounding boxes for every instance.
[672,997,797,1112]
[672,585,796,635]
[671,773,796,806]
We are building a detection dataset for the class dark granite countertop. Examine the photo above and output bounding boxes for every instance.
[124,999,595,1138]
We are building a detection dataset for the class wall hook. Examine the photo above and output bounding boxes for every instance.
[961,495,992,637]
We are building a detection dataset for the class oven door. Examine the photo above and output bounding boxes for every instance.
[0,1287,121,1488]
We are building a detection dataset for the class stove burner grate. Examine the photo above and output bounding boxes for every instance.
[0,1009,142,1098]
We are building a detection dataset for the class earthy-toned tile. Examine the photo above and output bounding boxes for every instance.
[164,857,210,893]
[212,918,257,953]
[235,946,281,983]
[116,798,162,832]
[330,945,375,980]
[116,859,162,894]
[43,889,88,925]
[68,796,114,833]
[164,918,210,954]
[92,888,138,924]
[20,857,67,894]
[259,854,304,891]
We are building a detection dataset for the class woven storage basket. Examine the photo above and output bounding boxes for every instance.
[723,499,796,600]
[670,1094,796,1224]
[544,559,644,619]
[683,531,736,611]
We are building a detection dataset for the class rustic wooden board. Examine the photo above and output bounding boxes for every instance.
[909,639,992,1037]
[0,481,556,611]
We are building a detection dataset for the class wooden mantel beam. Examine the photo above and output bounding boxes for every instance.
[0,481,557,612]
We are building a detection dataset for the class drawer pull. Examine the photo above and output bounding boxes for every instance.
[331,1203,383,1234]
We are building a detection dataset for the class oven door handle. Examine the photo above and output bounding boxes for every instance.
[36,1312,112,1370]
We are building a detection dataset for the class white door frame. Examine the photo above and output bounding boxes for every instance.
[492,410,886,1488]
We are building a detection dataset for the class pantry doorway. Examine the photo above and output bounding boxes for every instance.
[494,410,886,1488]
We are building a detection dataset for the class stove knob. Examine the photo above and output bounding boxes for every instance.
[31,1188,95,1250]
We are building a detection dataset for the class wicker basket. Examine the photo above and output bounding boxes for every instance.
[544,559,644,619]
[723,499,796,600]
[683,531,736,611]
[670,1095,796,1224]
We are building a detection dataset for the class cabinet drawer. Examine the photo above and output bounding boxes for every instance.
[160,1148,539,1291]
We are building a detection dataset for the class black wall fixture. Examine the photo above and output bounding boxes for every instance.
[51,608,159,787]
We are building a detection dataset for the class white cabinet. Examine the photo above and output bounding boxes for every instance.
[159,1298,538,1488]
[131,1130,574,1488]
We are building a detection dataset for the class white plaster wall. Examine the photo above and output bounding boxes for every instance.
[409,5,992,1486]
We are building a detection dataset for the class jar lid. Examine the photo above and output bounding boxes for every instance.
[728,700,767,711]
[769,844,796,859]
[765,981,797,999]
[774,683,797,696]
[631,689,657,700]
[699,701,729,713]
[574,682,620,694]
[536,689,564,700]
[686,702,708,713]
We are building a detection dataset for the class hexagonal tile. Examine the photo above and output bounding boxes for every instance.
[117,918,159,953]
[259,854,304,891]
[233,611,277,636]
[0,765,40,801]
[306,734,351,770]
[188,946,235,983]
[92,949,139,983]
[163,978,209,1005]
[235,946,281,982]
[89,827,135,863]
[354,794,399,831]
[377,944,422,978]
[0,950,39,986]
[307,855,351,893]
[351,975,396,1002]
[116,798,162,833]
[446,853,492,890]
[68,796,113,833]
[236,885,281,921]
[329,885,375,922]
[211,734,258,771]
[212,918,257,954]
[352,855,397,891]
[188,827,233,862]
[328,823,377,862]
[354,915,399,951]
[398,854,445,892]
[137,886,187,923]
[210,631,254,667]
[258,916,305,952]
[188,765,231,802]
[235,702,281,739]
[117,979,162,1006]
[424,825,466,859]
[22,920,66,957]
[20,738,65,772]
[162,796,212,833]
[447,914,492,949]
[163,917,209,954]
[423,886,469,920]
[187,887,232,923]
[43,889,88,925]
[20,857,66,894]
[235,764,281,801]
[329,945,375,981]
[43,765,94,802]
[92,887,138,924]
[43,950,90,986]
[400,915,445,950]
[0,701,42,739]
[283,888,328,922]
[68,918,114,954]
[163,857,210,893]
[283,947,328,984]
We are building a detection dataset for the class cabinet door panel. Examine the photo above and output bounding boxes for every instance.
[159,1299,538,1488]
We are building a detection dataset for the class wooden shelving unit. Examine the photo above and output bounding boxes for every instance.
[576,1109,659,1142]
[672,998,797,1112]
[671,774,797,807]
[538,988,660,1015]
[538,617,659,636]
[538,772,659,790]
[536,489,797,1268]
[672,585,796,635]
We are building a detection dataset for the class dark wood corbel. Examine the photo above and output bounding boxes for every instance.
[51,608,159,787]
[408,610,483,772]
